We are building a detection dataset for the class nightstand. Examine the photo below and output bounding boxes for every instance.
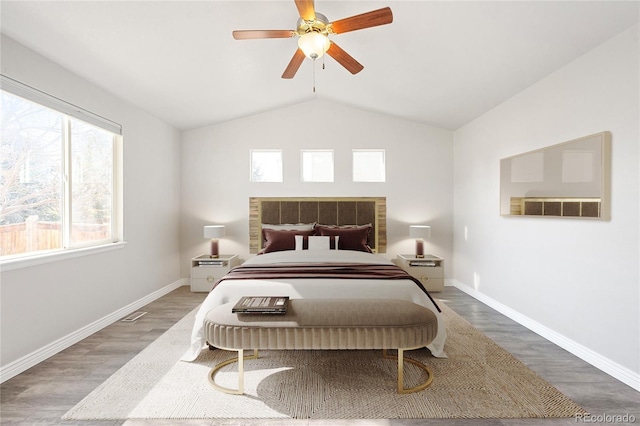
[396,254,444,292]
[190,254,240,292]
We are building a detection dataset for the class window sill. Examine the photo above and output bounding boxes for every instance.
[0,242,127,272]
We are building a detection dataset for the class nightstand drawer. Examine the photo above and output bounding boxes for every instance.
[409,269,443,291]
[409,266,443,279]
[419,278,444,292]
[190,269,225,293]
[414,274,443,284]
[190,278,217,292]
[191,266,228,280]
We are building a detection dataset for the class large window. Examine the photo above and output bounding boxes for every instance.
[1,79,121,259]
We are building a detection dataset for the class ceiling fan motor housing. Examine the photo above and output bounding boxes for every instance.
[297,12,330,36]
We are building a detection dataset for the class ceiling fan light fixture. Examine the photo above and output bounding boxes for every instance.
[298,31,330,59]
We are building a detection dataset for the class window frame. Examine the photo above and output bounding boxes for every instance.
[0,75,124,267]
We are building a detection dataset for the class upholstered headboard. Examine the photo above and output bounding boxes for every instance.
[249,197,387,253]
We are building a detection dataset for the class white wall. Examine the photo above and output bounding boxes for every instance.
[0,36,183,375]
[180,99,454,275]
[452,24,639,386]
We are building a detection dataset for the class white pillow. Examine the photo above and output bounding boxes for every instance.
[308,236,330,250]
[295,235,339,250]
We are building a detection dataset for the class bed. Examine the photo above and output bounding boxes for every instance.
[181,197,446,361]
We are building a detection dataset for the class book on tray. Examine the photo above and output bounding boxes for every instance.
[232,296,289,314]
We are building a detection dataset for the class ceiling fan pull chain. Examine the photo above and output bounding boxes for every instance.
[313,59,316,93]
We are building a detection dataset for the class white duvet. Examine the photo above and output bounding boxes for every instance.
[181,250,447,361]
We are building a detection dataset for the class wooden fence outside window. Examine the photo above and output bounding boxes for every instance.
[0,216,109,256]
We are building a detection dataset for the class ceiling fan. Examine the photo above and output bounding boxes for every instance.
[232,0,393,79]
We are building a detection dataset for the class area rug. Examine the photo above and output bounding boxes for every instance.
[63,302,586,420]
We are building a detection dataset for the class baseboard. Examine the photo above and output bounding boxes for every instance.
[449,279,640,392]
[0,278,188,384]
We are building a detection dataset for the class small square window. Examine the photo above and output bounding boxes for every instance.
[250,149,283,182]
[353,149,385,182]
[301,150,334,182]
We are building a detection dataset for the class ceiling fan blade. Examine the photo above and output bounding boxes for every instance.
[282,49,306,79]
[326,42,364,75]
[329,7,393,34]
[295,0,316,21]
[232,30,295,40]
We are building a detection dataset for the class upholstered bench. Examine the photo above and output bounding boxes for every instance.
[204,298,438,394]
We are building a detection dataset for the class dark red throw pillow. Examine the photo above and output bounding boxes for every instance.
[261,228,315,253]
[315,224,373,252]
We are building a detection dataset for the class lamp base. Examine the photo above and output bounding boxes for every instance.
[210,239,219,258]
[415,239,424,258]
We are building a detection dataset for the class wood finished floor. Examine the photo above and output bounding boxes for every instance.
[1,285,638,426]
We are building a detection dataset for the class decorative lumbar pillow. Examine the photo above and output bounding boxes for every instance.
[295,235,340,250]
[315,224,373,252]
[261,228,315,253]
[308,236,330,250]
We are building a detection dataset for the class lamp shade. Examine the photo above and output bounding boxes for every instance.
[203,225,225,239]
[409,225,431,239]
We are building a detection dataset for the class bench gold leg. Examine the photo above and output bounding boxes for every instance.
[209,348,430,395]
[208,348,258,394]
[382,348,433,394]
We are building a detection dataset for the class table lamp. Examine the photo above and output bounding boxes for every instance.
[203,225,225,258]
[409,225,431,258]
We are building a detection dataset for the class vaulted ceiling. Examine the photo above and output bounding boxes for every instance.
[1,1,638,130]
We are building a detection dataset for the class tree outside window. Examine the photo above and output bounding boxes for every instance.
[1,90,116,257]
